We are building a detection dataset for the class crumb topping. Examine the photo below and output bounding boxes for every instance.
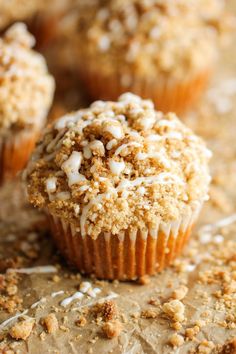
[27,93,211,238]
[0,23,55,133]
[77,0,229,78]
[9,319,34,340]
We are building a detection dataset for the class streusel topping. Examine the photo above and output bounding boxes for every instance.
[77,0,229,78]
[0,23,55,133]
[27,94,211,238]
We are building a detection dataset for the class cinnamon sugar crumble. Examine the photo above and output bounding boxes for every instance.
[162,299,185,323]
[169,333,184,347]
[92,300,117,322]
[9,319,34,340]
[76,0,231,79]
[102,320,122,339]
[27,93,211,238]
[41,313,58,334]
[0,23,54,134]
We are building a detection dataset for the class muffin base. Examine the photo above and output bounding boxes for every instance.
[49,213,198,280]
[0,129,40,185]
[79,66,211,115]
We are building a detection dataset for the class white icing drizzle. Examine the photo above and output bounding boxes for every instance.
[106,139,117,150]
[0,310,29,331]
[51,290,65,298]
[46,129,66,153]
[60,292,84,307]
[87,288,102,298]
[109,159,125,175]
[46,177,57,194]
[136,151,171,168]
[7,265,58,274]
[61,151,86,187]
[55,112,83,130]
[80,194,105,237]
[118,173,184,189]
[147,134,162,142]
[30,297,46,309]
[114,142,142,156]
[103,123,124,139]
[158,120,177,128]
[164,132,183,140]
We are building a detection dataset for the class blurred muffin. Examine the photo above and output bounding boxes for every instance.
[76,0,229,114]
[26,93,211,280]
[0,23,55,184]
[0,0,43,30]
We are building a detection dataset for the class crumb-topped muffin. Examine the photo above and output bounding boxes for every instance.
[0,23,55,184]
[26,93,211,280]
[76,0,230,114]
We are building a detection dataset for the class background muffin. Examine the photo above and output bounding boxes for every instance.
[26,93,211,280]
[0,23,55,184]
[75,0,230,114]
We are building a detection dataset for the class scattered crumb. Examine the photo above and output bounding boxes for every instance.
[75,316,87,327]
[185,326,200,340]
[196,340,215,354]
[9,319,34,340]
[213,338,236,354]
[138,275,150,285]
[148,297,160,306]
[169,333,184,347]
[141,309,158,319]
[172,285,188,300]
[52,275,61,283]
[102,320,122,339]
[41,313,58,334]
[162,300,185,322]
[92,300,117,322]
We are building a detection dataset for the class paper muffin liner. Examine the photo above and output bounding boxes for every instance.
[29,12,63,49]
[48,206,201,280]
[79,64,211,115]
[0,128,40,185]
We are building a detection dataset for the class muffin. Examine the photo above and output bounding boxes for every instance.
[0,23,55,184]
[26,93,211,280]
[76,0,228,114]
[0,1,40,30]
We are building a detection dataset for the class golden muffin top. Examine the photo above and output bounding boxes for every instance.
[26,93,211,238]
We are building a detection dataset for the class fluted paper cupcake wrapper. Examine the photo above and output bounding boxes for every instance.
[49,207,201,280]
[0,128,40,185]
[79,63,211,115]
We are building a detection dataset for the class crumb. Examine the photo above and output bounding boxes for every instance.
[102,320,122,339]
[148,297,160,306]
[141,309,158,319]
[169,333,184,347]
[52,275,60,283]
[185,326,200,340]
[75,316,87,327]
[171,322,182,330]
[9,319,34,340]
[138,275,150,285]
[40,331,46,341]
[59,325,69,332]
[162,300,185,322]
[41,313,58,334]
[92,300,117,322]
[172,285,188,300]
[196,340,215,353]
